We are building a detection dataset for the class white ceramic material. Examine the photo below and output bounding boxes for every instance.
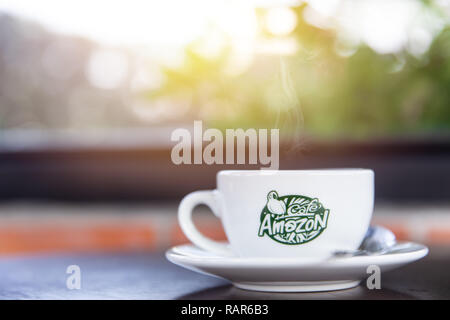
[178,169,374,258]
[166,242,428,292]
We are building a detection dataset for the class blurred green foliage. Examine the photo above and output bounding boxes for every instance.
[148,5,450,139]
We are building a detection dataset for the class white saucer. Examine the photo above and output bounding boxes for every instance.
[166,242,428,292]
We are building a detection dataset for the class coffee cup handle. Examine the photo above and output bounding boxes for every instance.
[178,190,233,256]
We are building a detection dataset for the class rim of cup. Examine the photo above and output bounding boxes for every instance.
[218,168,374,177]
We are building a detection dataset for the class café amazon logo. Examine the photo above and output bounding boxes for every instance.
[258,191,330,245]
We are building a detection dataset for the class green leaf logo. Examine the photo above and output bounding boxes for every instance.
[258,191,330,245]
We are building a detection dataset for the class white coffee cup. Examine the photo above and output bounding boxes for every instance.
[178,169,374,259]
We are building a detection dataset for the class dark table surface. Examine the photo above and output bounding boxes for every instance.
[0,247,448,300]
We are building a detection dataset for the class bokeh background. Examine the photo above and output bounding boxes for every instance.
[0,0,449,254]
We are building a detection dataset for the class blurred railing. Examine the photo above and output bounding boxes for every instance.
[0,129,449,202]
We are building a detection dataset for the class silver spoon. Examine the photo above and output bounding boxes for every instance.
[334,226,397,257]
